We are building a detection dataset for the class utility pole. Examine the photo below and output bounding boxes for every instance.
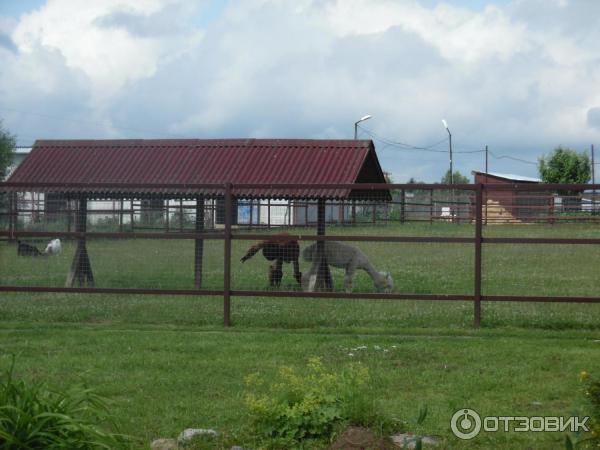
[592,144,595,186]
[442,120,453,218]
[485,145,488,176]
[592,144,596,213]
[484,145,488,225]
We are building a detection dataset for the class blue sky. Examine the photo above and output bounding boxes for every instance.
[1,0,599,182]
[0,0,45,17]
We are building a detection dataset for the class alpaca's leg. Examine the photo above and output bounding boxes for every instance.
[292,258,302,285]
[344,262,357,293]
[302,260,320,292]
[270,259,283,287]
[268,264,275,286]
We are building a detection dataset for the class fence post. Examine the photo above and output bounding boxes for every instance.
[194,195,205,289]
[66,198,71,232]
[429,189,433,224]
[66,195,94,287]
[304,201,308,226]
[249,199,254,228]
[474,184,483,327]
[118,199,123,232]
[8,191,16,241]
[371,201,376,224]
[130,199,135,232]
[165,200,170,232]
[223,183,232,327]
[400,189,406,224]
[315,198,333,291]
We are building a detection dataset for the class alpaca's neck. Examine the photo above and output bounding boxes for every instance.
[361,259,383,283]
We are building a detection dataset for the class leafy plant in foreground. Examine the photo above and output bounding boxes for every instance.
[0,356,130,449]
[244,357,393,449]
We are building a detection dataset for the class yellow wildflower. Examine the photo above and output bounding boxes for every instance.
[580,371,590,382]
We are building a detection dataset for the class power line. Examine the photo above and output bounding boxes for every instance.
[359,126,544,171]
[453,147,486,154]
[361,125,489,155]
[358,126,449,152]
[488,150,538,165]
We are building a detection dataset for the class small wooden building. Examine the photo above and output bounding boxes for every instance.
[472,171,549,222]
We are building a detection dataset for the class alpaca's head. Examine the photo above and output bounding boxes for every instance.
[376,272,393,293]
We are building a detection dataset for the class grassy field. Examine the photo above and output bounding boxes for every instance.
[1,222,600,449]
[2,222,600,298]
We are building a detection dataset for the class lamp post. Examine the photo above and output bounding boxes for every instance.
[352,115,372,226]
[442,119,453,185]
[442,119,454,220]
[354,114,372,139]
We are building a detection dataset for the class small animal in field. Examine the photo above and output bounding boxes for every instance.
[44,238,62,255]
[302,241,393,293]
[241,233,302,287]
[17,240,44,257]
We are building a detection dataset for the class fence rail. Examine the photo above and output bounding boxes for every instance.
[1,182,600,327]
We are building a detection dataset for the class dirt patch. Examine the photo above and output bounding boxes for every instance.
[328,426,397,450]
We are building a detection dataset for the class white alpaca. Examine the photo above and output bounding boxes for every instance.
[302,241,393,293]
[44,239,62,255]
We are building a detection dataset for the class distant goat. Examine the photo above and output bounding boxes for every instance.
[241,233,301,287]
[302,241,393,293]
[44,238,62,255]
[17,240,44,257]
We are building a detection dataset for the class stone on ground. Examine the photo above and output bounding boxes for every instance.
[150,438,178,450]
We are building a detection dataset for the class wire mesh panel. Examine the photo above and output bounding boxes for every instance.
[482,243,600,298]
[0,187,226,292]
[2,182,600,328]
[232,185,476,298]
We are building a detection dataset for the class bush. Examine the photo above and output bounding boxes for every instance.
[0,356,130,449]
[244,357,392,449]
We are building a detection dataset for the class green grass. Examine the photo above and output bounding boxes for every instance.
[2,222,600,297]
[1,222,600,449]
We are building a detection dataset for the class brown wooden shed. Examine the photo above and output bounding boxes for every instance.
[472,171,550,222]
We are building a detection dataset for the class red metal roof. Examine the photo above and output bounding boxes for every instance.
[6,139,389,199]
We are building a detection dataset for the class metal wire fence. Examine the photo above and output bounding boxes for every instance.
[1,182,599,327]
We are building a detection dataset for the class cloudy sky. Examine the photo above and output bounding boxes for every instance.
[1,0,599,182]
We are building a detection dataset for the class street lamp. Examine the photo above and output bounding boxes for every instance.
[442,119,453,185]
[354,115,372,139]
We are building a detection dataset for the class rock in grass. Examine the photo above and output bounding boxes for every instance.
[151,438,178,450]
[392,432,439,448]
[177,428,217,444]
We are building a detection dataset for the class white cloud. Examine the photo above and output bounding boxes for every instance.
[12,0,202,101]
[2,0,600,180]
[324,0,530,63]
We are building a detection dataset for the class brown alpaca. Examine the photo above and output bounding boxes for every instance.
[241,233,301,287]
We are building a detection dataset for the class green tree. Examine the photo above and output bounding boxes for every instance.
[0,121,16,180]
[441,169,470,185]
[538,146,591,211]
[538,146,590,185]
